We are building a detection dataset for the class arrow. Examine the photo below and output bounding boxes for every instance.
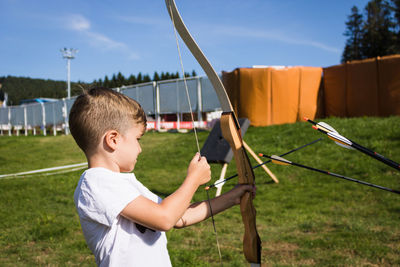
[304,117,400,171]
[259,154,400,195]
[205,138,322,190]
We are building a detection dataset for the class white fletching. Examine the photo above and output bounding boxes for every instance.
[327,131,354,149]
[318,122,338,133]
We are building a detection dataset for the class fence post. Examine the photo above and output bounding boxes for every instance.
[8,107,11,136]
[197,77,203,128]
[24,106,28,136]
[154,81,160,131]
[41,102,46,136]
[176,80,180,130]
[32,107,37,136]
[62,98,69,135]
[135,85,139,101]
[16,108,19,136]
[52,103,57,136]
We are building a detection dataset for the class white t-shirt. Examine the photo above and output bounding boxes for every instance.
[74,167,172,267]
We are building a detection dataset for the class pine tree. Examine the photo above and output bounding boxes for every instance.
[110,74,118,88]
[117,72,125,87]
[166,72,172,80]
[390,0,400,51]
[104,75,110,88]
[143,74,151,82]
[136,73,143,84]
[128,74,137,85]
[153,72,160,81]
[160,72,166,80]
[342,6,364,62]
[92,78,102,87]
[362,0,396,58]
[342,0,400,62]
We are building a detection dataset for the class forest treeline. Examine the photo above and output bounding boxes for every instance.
[0,70,197,106]
[342,0,400,62]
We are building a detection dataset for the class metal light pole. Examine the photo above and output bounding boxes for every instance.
[60,48,78,99]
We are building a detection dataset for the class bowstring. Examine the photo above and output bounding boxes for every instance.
[168,4,222,264]
[206,189,223,264]
[169,6,200,153]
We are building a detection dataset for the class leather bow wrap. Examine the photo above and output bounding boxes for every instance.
[165,0,261,264]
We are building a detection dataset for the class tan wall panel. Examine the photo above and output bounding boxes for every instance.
[298,67,323,120]
[223,67,323,126]
[237,68,272,126]
[346,58,379,116]
[323,64,347,117]
[271,68,300,125]
[378,55,400,116]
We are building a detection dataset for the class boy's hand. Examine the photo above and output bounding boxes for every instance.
[187,153,211,186]
[229,184,257,205]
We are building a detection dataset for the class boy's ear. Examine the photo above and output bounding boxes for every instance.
[104,130,120,151]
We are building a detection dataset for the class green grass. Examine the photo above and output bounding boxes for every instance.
[0,116,399,266]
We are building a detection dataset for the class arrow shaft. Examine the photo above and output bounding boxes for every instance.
[305,119,400,171]
[290,161,400,194]
[350,141,400,171]
[262,154,400,195]
[205,138,322,190]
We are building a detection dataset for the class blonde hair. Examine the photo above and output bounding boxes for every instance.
[69,87,147,154]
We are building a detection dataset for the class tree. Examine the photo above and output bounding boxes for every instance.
[160,72,166,80]
[362,0,396,58]
[128,74,137,85]
[153,72,160,81]
[110,74,118,88]
[103,75,110,88]
[116,72,125,87]
[390,0,400,50]
[0,76,84,104]
[143,74,151,83]
[342,6,364,62]
[136,73,143,84]
[342,0,399,62]
[92,78,102,87]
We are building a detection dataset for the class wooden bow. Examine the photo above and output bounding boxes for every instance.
[164,0,261,265]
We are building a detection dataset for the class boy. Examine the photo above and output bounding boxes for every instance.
[70,87,255,266]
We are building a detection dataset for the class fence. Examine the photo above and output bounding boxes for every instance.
[0,76,222,136]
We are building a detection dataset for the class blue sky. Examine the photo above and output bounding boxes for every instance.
[1,0,370,83]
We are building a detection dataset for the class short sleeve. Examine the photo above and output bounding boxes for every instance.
[75,168,141,227]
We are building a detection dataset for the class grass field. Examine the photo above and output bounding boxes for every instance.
[0,116,399,266]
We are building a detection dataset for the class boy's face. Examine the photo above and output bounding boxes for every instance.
[117,123,145,172]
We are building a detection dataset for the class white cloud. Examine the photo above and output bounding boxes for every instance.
[66,14,90,31]
[86,31,140,59]
[214,25,340,54]
[86,31,125,49]
[63,14,139,60]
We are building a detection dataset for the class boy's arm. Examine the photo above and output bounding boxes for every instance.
[174,184,255,228]
[120,153,211,231]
